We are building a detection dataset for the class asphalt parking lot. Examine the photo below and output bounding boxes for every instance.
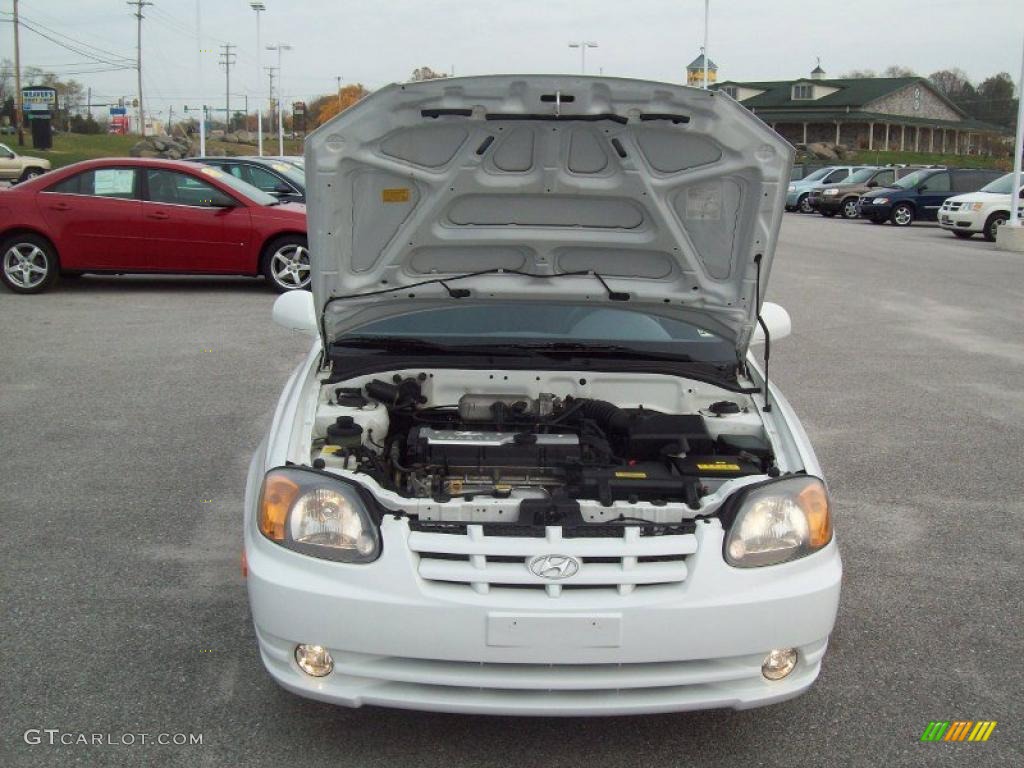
[2,215,1021,767]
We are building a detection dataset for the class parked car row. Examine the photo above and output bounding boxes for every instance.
[0,157,308,294]
[787,162,1011,239]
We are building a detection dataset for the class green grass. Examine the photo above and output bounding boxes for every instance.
[30,133,1012,173]
[845,149,1011,171]
[23,132,305,169]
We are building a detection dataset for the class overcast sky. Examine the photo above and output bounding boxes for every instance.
[6,0,1023,119]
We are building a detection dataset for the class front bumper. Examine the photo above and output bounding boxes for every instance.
[938,209,982,232]
[246,516,842,716]
[816,195,845,214]
[858,199,893,219]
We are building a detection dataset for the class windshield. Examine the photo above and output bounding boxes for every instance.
[979,173,1014,194]
[266,161,306,187]
[894,169,935,190]
[846,168,877,183]
[198,166,279,205]
[336,303,734,363]
[801,167,832,183]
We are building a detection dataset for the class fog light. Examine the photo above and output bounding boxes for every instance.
[761,648,798,680]
[295,644,334,677]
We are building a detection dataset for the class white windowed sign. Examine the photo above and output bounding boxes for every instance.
[94,169,134,196]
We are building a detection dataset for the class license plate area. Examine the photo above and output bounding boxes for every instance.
[487,613,622,648]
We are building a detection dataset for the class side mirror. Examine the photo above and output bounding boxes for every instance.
[272,289,317,334]
[918,185,928,192]
[752,302,791,344]
[272,183,293,195]
[866,180,878,188]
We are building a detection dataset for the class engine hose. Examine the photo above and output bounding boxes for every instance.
[568,398,631,433]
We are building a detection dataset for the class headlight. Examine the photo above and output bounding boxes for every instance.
[787,184,796,192]
[258,467,381,562]
[967,202,983,211]
[873,197,889,205]
[724,476,833,568]
[822,188,839,196]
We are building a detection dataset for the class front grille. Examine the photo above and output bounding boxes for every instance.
[943,201,961,211]
[408,524,697,597]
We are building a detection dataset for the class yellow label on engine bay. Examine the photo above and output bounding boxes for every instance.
[697,462,741,471]
[614,471,648,479]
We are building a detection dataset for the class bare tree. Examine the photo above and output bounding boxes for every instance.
[410,67,449,82]
[881,65,916,77]
[842,68,877,78]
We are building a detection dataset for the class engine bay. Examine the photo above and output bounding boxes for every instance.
[308,370,778,520]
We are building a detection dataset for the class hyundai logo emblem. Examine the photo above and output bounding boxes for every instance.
[527,554,580,580]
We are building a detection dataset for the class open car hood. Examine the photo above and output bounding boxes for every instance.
[305,76,793,359]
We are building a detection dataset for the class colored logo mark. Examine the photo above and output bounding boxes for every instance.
[920,721,997,742]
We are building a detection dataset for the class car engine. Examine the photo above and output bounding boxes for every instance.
[310,374,776,511]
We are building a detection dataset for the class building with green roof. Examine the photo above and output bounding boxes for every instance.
[712,63,1008,156]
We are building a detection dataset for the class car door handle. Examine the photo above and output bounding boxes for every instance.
[146,211,170,220]
[48,202,71,211]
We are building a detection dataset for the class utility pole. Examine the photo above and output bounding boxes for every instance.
[336,75,342,110]
[219,43,236,130]
[13,0,24,145]
[127,0,153,136]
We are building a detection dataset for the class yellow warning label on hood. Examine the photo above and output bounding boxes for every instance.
[382,187,410,203]
[614,471,648,479]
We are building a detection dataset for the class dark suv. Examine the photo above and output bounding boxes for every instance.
[814,167,922,219]
[858,168,1003,226]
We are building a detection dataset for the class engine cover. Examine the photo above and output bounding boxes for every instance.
[408,427,581,470]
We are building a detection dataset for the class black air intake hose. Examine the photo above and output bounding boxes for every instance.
[567,398,631,433]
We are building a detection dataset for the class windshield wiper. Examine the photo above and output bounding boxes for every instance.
[333,336,519,355]
[337,337,705,363]
[502,342,696,362]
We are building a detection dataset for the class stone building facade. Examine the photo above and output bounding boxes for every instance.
[713,68,1008,156]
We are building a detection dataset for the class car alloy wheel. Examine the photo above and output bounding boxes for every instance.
[20,168,43,182]
[3,241,50,289]
[842,200,859,219]
[799,195,813,213]
[892,205,913,226]
[270,243,311,290]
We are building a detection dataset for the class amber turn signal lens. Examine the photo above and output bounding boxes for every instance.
[259,471,300,541]
[798,480,833,549]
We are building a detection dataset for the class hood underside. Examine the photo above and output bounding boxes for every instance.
[304,76,793,357]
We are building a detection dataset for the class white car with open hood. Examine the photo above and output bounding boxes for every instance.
[245,75,841,716]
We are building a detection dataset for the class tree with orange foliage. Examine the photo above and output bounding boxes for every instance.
[314,84,370,127]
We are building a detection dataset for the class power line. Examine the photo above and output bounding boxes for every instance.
[1,11,134,67]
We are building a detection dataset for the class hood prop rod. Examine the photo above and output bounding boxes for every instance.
[754,253,772,413]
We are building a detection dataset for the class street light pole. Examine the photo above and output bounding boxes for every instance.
[703,0,710,89]
[266,42,291,155]
[568,41,598,75]
[250,2,265,156]
[1010,32,1024,229]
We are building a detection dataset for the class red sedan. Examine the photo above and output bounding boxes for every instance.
[0,157,309,293]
